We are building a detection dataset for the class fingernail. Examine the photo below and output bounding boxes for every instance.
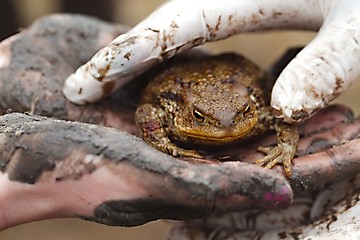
[262,181,293,208]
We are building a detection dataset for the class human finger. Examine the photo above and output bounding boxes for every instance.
[0,113,292,230]
[168,174,360,239]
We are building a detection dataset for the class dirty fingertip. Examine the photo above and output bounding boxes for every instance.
[260,180,293,208]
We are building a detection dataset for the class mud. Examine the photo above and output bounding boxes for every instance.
[0,14,138,133]
[83,198,209,227]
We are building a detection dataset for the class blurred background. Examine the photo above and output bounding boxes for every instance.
[0,0,359,239]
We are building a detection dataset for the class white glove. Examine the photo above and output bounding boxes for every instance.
[63,0,360,123]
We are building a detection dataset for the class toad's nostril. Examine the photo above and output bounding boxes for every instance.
[220,118,235,128]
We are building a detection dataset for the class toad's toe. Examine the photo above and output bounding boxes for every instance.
[255,144,296,178]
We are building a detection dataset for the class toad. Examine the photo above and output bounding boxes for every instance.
[135,54,298,178]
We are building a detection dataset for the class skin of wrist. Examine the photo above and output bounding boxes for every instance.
[0,172,69,230]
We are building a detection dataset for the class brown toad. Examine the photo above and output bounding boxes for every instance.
[135,54,298,178]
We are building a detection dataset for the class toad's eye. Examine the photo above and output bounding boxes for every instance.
[244,105,250,113]
[192,109,206,123]
[243,105,251,117]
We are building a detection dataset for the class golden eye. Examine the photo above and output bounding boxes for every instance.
[243,105,251,117]
[244,105,250,113]
[192,109,206,123]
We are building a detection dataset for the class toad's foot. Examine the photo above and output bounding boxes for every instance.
[164,144,204,159]
[255,143,297,178]
[255,121,299,178]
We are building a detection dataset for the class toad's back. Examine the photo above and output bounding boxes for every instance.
[141,54,268,108]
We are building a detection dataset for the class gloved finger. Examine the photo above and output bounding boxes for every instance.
[271,0,360,122]
[0,113,292,229]
[63,0,323,104]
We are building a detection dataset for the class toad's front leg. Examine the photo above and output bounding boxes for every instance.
[135,103,203,159]
[255,121,299,178]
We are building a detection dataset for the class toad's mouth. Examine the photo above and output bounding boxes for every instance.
[178,126,254,143]
[174,113,259,143]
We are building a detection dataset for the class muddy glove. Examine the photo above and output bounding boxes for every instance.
[0,14,359,233]
[62,0,360,123]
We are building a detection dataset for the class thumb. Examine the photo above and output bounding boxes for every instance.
[271,0,360,123]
